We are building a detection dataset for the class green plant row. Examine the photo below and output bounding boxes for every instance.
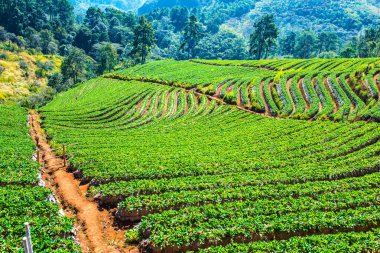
[0,105,79,252]
[198,229,380,253]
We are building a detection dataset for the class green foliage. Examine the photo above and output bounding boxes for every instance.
[61,47,95,85]
[249,14,279,59]
[99,43,119,73]
[40,73,380,252]
[180,15,204,59]
[0,105,78,252]
[130,16,156,64]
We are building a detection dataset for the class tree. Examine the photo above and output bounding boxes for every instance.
[196,30,248,60]
[130,16,155,64]
[357,27,380,58]
[61,47,94,85]
[317,31,339,54]
[170,7,189,32]
[279,31,297,56]
[99,43,119,73]
[180,15,203,59]
[294,30,317,59]
[249,14,278,60]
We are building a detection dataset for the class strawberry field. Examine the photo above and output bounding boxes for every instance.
[40,57,380,252]
[0,105,79,252]
[113,58,380,122]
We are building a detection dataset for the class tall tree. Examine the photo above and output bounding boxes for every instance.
[130,16,155,64]
[357,27,380,58]
[294,30,317,58]
[249,14,279,60]
[317,31,339,53]
[61,47,94,85]
[279,31,297,56]
[180,15,203,59]
[170,7,189,32]
[99,43,119,73]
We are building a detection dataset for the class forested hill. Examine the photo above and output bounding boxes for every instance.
[69,0,145,12]
[139,0,380,39]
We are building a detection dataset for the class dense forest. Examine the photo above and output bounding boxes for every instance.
[1,0,380,98]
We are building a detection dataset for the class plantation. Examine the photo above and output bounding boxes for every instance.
[0,105,79,252]
[113,58,380,122]
[40,57,380,252]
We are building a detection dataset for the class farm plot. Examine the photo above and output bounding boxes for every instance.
[0,105,79,252]
[41,77,380,252]
[113,59,380,121]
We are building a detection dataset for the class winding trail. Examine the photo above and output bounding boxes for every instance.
[237,85,242,107]
[214,80,229,98]
[286,78,295,114]
[29,111,137,253]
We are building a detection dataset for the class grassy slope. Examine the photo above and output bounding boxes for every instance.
[0,45,61,102]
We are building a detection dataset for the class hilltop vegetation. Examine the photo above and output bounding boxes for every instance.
[2,0,380,72]
[139,0,380,40]
[70,0,145,13]
[0,42,61,103]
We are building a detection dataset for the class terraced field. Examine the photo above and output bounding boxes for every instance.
[111,58,380,122]
[40,65,380,252]
[0,105,79,252]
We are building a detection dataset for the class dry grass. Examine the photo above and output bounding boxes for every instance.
[0,46,62,101]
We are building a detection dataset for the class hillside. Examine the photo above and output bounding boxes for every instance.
[0,43,61,102]
[69,0,145,12]
[111,58,380,121]
[38,58,380,252]
[139,0,380,40]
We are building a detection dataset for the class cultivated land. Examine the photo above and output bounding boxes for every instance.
[113,59,380,121]
[0,105,79,252]
[37,59,380,252]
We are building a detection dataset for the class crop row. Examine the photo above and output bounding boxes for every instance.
[112,59,380,122]
[0,105,79,252]
[40,76,380,252]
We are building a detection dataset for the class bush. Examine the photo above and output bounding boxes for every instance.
[0,41,20,52]
[19,86,56,108]
[0,90,7,101]
[125,229,140,244]
[18,60,29,71]
[0,53,7,60]
[317,51,338,59]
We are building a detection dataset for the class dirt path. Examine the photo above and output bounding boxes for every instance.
[160,91,171,118]
[237,85,242,107]
[245,82,252,109]
[286,78,295,114]
[225,82,235,95]
[29,112,137,253]
[184,91,189,114]
[214,80,229,98]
